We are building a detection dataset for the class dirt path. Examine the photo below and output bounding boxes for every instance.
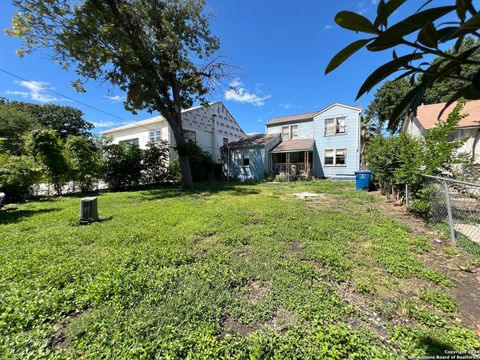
[371,192,480,336]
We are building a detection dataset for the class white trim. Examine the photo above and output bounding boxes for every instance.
[314,103,362,117]
[324,148,347,167]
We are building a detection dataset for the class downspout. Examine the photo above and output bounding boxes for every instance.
[212,113,217,161]
[473,128,480,163]
[357,111,361,170]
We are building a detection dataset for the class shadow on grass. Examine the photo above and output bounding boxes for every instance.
[139,181,261,201]
[418,336,455,357]
[0,207,59,225]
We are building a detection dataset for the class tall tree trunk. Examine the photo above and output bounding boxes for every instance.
[169,117,194,190]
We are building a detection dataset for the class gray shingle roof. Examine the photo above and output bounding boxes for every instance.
[226,133,280,148]
[271,138,315,153]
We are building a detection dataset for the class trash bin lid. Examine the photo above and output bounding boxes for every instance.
[354,170,373,175]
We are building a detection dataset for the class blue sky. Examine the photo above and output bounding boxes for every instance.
[0,1,446,134]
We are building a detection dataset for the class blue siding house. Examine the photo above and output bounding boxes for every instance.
[224,103,361,181]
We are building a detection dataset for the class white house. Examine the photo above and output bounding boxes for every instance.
[403,100,480,163]
[102,102,245,163]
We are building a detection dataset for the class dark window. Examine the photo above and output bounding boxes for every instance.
[223,137,229,146]
[324,149,334,165]
[119,138,139,146]
[242,155,250,167]
[335,149,346,165]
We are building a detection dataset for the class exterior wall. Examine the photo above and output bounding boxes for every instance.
[102,102,244,164]
[266,120,314,139]
[403,116,424,138]
[451,127,480,163]
[227,147,267,181]
[312,105,361,177]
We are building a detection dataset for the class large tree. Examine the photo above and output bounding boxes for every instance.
[0,104,39,155]
[326,0,480,132]
[8,0,226,190]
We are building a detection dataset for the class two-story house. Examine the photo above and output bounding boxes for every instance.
[102,102,245,164]
[224,103,361,181]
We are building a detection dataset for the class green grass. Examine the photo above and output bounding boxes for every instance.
[0,181,478,359]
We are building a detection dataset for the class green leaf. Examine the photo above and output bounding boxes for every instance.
[388,83,426,131]
[368,6,455,51]
[356,53,422,99]
[374,0,406,28]
[335,11,377,34]
[437,26,460,43]
[417,22,438,48]
[460,12,480,31]
[456,0,468,21]
[325,39,371,74]
[439,84,480,119]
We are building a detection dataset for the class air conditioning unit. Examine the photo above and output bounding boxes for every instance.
[80,197,98,224]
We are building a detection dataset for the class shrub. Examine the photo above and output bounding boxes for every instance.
[175,141,214,182]
[103,143,144,190]
[24,129,70,195]
[0,155,39,203]
[142,140,171,185]
[65,135,102,192]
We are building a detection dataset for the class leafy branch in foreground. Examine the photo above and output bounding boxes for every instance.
[326,0,480,131]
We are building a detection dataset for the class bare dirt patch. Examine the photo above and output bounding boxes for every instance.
[246,281,270,304]
[49,309,86,350]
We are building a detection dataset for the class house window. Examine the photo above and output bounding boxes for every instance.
[282,125,299,140]
[237,153,250,167]
[223,137,229,146]
[183,130,196,143]
[119,138,139,146]
[335,149,346,165]
[325,149,347,166]
[290,125,298,139]
[325,117,347,136]
[149,129,161,143]
[324,149,335,165]
[447,131,458,142]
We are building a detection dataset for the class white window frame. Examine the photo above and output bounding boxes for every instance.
[324,149,347,167]
[149,129,162,143]
[281,124,299,140]
[237,153,250,167]
[183,129,197,143]
[325,117,347,136]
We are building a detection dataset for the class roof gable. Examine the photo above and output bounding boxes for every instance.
[266,103,361,126]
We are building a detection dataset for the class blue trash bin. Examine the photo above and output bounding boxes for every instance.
[354,170,373,191]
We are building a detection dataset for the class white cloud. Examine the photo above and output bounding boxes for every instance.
[92,120,115,128]
[279,102,294,110]
[103,95,126,103]
[224,79,271,107]
[6,80,62,103]
[324,25,334,30]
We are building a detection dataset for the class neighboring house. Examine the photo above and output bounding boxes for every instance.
[224,103,362,181]
[102,102,245,163]
[403,100,480,163]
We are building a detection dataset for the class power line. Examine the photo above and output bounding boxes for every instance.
[0,67,130,123]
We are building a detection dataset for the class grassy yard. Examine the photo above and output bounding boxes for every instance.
[0,181,479,359]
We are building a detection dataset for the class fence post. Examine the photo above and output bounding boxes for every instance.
[443,179,456,242]
[405,184,409,207]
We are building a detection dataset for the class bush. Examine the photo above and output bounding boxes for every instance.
[142,140,171,185]
[103,143,144,190]
[175,141,214,182]
[24,129,69,195]
[0,155,39,203]
[65,135,102,192]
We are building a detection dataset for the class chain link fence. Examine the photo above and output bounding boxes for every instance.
[408,175,480,243]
